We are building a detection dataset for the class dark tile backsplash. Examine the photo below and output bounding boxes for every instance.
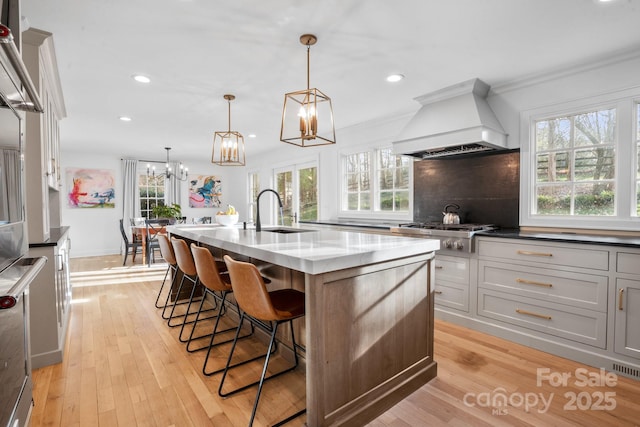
[413,149,520,228]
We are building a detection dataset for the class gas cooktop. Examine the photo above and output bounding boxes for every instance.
[397,223,495,232]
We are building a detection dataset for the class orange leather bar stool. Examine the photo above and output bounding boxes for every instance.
[169,237,218,334]
[155,234,180,317]
[191,244,259,372]
[219,255,306,427]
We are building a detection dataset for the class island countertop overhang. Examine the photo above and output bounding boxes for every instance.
[166,224,440,275]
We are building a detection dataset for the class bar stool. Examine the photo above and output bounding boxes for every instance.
[191,245,260,373]
[219,254,306,427]
[155,234,179,317]
[168,237,218,335]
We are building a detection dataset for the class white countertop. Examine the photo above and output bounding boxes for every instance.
[167,224,440,274]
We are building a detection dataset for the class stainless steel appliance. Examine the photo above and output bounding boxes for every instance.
[0,257,46,427]
[390,222,496,256]
[0,10,46,427]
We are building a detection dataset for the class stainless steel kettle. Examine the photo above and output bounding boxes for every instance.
[442,203,461,224]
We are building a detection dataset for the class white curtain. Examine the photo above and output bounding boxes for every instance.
[167,161,182,207]
[121,159,139,240]
[0,149,22,222]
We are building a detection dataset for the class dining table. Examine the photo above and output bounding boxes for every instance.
[131,223,167,265]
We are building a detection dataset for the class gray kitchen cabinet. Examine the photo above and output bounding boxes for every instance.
[614,252,640,359]
[477,239,608,348]
[442,236,640,381]
[28,227,71,369]
[433,255,470,312]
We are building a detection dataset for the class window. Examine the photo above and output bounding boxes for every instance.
[274,162,318,225]
[342,147,411,216]
[139,173,165,218]
[345,152,371,210]
[248,172,259,222]
[522,90,640,230]
[378,148,410,211]
[534,108,616,216]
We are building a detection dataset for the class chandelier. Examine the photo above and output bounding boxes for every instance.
[212,94,245,166]
[146,147,188,181]
[280,34,336,147]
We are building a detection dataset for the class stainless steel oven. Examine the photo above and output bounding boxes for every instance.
[0,257,45,427]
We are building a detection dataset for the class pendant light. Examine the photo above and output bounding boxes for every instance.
[280,34,336,147]
[212,94,245,166]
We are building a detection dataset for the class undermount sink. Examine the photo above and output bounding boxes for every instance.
[261,227,316,234]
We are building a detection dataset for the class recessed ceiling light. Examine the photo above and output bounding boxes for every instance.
[132,74,151,83]
[119,116,132,122]
[386,74,404,83]
[248,134,257,138]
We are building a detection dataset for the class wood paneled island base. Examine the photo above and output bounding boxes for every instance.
[167,225,439,426]
[305,254,437,426]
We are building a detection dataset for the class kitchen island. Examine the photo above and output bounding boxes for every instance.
[167,224,439,426]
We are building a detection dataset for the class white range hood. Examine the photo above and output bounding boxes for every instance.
[393,78,507,159]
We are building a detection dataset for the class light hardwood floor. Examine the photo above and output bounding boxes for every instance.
[30,255,640,427]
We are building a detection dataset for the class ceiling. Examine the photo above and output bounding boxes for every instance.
[20,0,640,164]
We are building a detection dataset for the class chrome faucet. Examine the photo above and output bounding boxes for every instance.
[255,189,283,232]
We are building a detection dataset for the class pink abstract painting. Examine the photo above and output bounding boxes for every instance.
[66,168,115,208]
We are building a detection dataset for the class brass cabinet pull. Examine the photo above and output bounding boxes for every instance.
[517,250,553,257]
[618,288,624,311]
[516,278,553,288]
[434,290,443,295]
[435,265,444,269]
[516,308,552,320]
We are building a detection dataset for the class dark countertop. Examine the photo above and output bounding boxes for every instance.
[478,228,640,248]
[29,226,71,248]
[299,220,394,230]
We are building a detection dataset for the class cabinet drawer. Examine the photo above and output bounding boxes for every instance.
[478,289,607,348]
[617,252,640,275]
[478,239,609,271]
[478,261,608,312]
[434,280,468,312]
[434,255,469,284]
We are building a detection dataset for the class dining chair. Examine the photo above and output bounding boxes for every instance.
[219,254,306,427]
[119,219,142,265]
[192,216,212,224]
[145,219,169,266]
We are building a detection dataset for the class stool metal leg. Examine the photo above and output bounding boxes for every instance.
[218,316,304,427]
[184,290,237,352]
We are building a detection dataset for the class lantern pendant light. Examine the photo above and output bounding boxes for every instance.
[280,34,336,147]
[212,94,245,166]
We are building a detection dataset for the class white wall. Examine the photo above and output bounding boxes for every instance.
[61,152,121,257]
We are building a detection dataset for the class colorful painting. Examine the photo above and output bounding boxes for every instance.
[66,168,115,208]
[189,175,221,208]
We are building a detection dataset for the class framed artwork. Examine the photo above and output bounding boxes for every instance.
[189,175,222,208]
[66,168,115,208]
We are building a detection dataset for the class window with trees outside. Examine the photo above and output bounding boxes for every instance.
[534,107,616,216]
[342,147,411,215]
[522,91,640,230]
[139,174,165,218]
[274,163,318,226]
